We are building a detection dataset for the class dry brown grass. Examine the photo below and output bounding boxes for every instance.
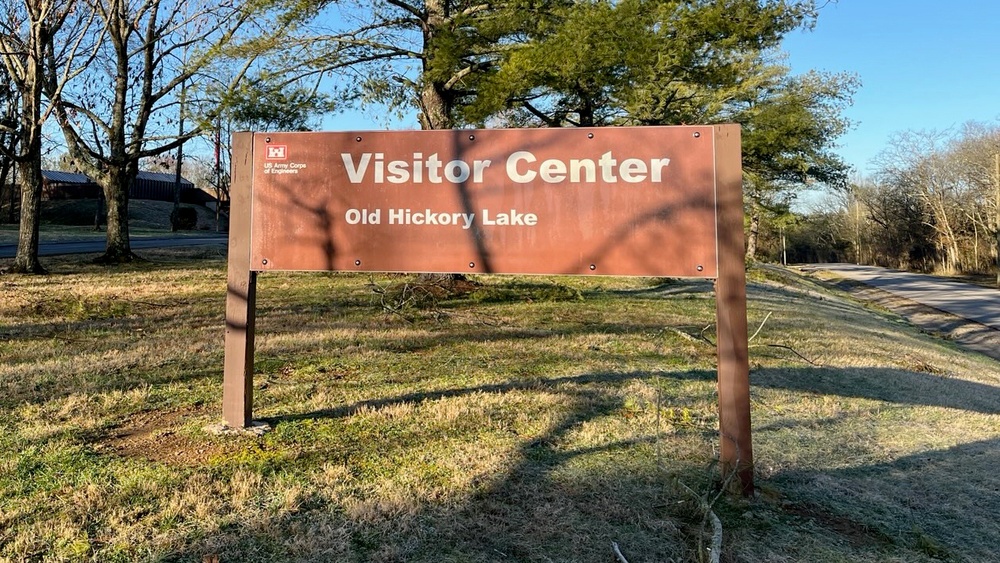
[1,251,1000,561]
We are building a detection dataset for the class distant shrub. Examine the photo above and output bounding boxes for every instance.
[172,206,198,230]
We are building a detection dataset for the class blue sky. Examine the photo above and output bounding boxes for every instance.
[782,0,1000,176]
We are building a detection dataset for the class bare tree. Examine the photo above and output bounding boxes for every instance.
[862,123,1000,274]
[947,123,1000,272]
[50,0,273,263]
[0,0,97,273]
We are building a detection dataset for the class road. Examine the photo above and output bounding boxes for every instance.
[810,263,1000,330]
[0,234,227,258]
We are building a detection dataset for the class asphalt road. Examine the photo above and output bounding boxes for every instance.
[0,234,227,258]
[810,263,1000,330]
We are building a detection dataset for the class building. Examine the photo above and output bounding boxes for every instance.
[41,170,101,200]
[40,169,214,205]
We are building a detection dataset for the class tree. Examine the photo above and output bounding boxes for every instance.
[50,0,280,263]
[467,0,819,128]
[454,0,855,263]
[222,81,336,132]
[782,208,851,264]
[946,122,1000,273]
[465,0,641,127]
[851,176,934,269]
[871,124,1000,274]
[732,67,857,260]
[284,0,574,130]
[0,0,96,273]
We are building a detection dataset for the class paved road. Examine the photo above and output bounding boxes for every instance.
[809,263,1000,330]
[0,235,227,258]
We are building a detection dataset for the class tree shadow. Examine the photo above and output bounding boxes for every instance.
[162,368,699,562]
[150,358,1000,561]
[751,366,1000,415]
[771,436,1000,561]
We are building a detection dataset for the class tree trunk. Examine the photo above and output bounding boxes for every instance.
[94,192,103,231]
[419,0,453,131]
[0,158,13,223]
[420,83,452,131]
[11,157,45,273]
[10,15,47,274]
[745,210,760,262]
[6,169,16,224]
[97,171,135,264]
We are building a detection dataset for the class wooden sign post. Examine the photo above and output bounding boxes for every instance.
[223,125,752,494]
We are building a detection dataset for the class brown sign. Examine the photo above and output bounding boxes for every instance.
[224,125,753,495]
[249,127,720,277]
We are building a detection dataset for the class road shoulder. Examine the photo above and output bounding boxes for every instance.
[802,269,1000,362]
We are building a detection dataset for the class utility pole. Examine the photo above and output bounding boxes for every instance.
[781,224,787,266]
[995,153,999,288]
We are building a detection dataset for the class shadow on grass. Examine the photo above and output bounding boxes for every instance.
[751,366,1000,415]
[772,436,1000,561]
[267,362,1000,432]
[164,369,697,562]
[159,361,1000,562]
[616,365,1000,415]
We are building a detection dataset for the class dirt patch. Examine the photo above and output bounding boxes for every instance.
[95,406,228,466]
[782,503,895,548]
[829,278,1000,362]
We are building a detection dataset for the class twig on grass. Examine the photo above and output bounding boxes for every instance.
[611,541,631,563]
[365,276,420,323]
[119,298,188,308]
[699,324,715,346]
[676,478,725,563]
[676,440,744,563]
[707,510,723,563]
[750,343,819,366]
[748,311,773,342]
[666,326,703,344]
[47,334,91,343]
[694,311,820,366]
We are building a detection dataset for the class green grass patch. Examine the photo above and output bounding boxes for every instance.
[2,254,1000,561]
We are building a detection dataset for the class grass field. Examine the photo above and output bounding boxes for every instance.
[2,248,1000,562]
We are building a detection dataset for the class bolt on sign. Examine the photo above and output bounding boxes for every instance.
[224,125,752,494]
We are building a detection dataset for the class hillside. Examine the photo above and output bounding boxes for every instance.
[38,198,222,230]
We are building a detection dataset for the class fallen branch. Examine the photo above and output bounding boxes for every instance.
[699,324,715,346]
[677,463,736,563]
[666,327,704,344]
[611,541,630,563]
[748,311,773,342]
[751,343,820,366]
[707,510,723,563]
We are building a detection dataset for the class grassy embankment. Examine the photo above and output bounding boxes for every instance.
[2,248,1000,562]
[0,200,221,245]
